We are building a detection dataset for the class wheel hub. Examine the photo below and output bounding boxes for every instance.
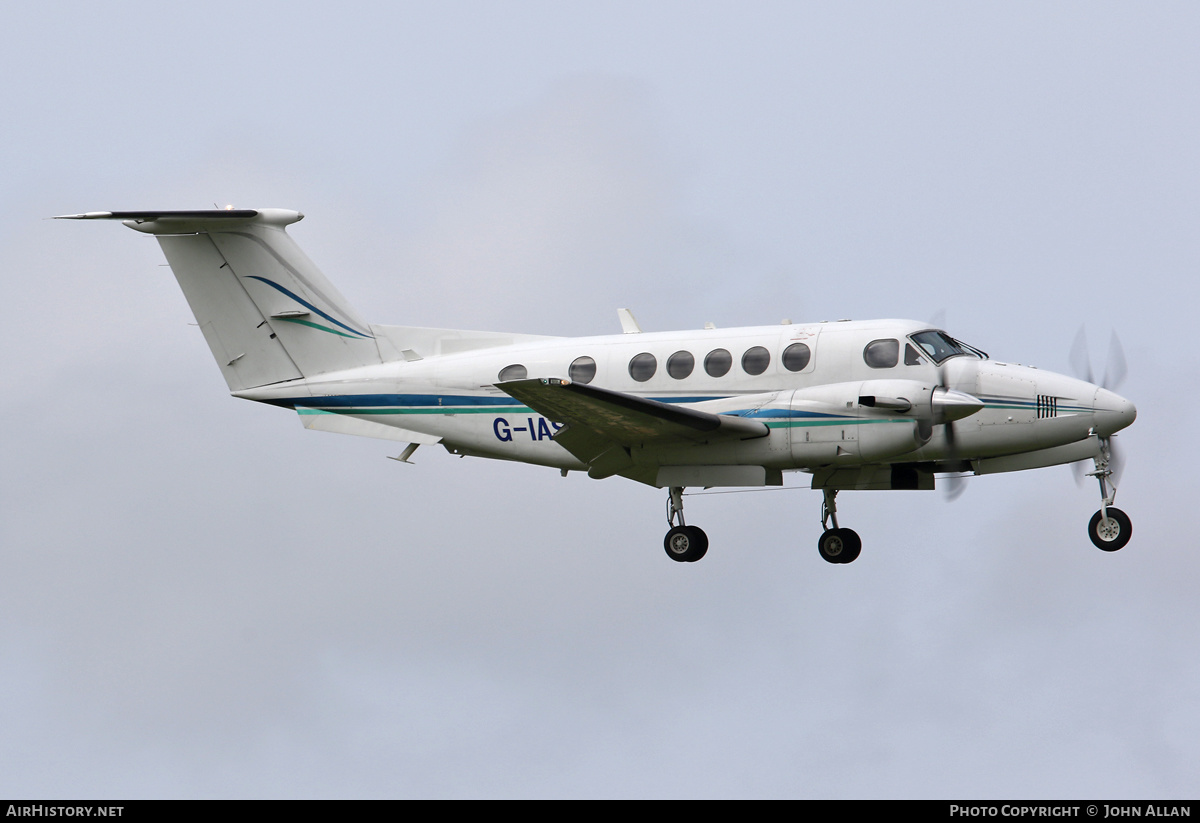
[1096,517,1122,542]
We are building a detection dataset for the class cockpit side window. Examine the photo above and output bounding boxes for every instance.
[904,343,923,366]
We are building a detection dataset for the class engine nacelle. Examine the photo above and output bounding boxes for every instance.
[780,380,931,466]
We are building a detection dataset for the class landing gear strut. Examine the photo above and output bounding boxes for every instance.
[663,486,708,562]
[817,489,861,564]
[1086,436,1132,551]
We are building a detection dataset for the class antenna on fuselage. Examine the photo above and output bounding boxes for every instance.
[387,443,421,464]
[617,308,642,334]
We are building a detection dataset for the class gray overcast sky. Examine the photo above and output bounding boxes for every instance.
[2,1,1198,798]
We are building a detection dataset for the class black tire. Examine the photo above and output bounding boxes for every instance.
[839,529,862,564]
[818,528,861,564]
[1089,507,1132,551]
[685,526,708,562]
[664,525,709,562]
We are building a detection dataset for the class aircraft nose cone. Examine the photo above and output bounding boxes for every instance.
[1094,387,1136,435]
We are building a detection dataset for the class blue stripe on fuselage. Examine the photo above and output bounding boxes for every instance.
[282,393,732,409]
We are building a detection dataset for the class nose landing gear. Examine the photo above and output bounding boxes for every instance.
[1086,436,1132,551]
[817,489,861,564]
[663,486,708,562]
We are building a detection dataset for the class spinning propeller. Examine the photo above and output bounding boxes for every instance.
[1070,328,1128,396]
[918,313,978,499]
[932,360,977,500]
[1069,328,1128,488]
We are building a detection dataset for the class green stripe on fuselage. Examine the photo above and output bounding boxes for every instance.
[762,417,915,429]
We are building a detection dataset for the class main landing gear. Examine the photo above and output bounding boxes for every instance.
[1086,436,1132,552]
[818,489,861,564]
[663,486,708,562]
[661,486,865,565]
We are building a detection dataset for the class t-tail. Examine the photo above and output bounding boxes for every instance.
[57,209,380,390]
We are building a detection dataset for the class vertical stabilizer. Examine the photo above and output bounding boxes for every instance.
[60,209,381,391]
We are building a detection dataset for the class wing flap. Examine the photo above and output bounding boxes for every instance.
[497,378,767,480]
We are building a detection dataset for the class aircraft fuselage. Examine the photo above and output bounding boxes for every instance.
[235,318,1135,487]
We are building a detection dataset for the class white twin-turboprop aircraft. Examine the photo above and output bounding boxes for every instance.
[61,208,1137,564]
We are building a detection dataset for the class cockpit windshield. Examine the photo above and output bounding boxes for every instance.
[909,330,987,364]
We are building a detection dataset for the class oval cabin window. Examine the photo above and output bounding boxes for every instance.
[628,353,657,382]
[667,351,695,379]
[498,364,527,381]
[569,356,596,384]
[782,342,811,372]
[704,348,732,377]
[741,346,771,376]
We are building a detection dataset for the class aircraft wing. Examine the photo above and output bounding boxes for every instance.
[497,378,768,480]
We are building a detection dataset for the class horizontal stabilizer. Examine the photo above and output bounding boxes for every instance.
[55,210,308,234]
[56,209,264,222]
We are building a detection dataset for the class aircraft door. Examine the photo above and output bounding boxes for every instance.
[777,324,821,379]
